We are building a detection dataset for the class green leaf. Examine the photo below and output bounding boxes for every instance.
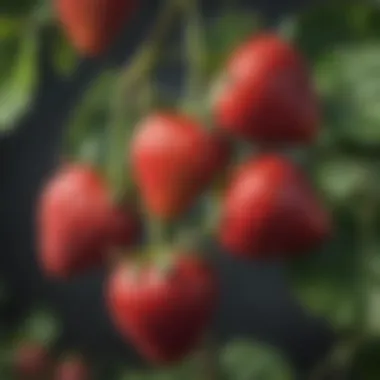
[52,27,78,77]
[287,211,357,329]
[0,0,35,16]
[290,4,380,145]
[290,2,380,60]
[313,43,380,145]
[0,25,38,132]
[64,71,120,162]
[0,16,25,39]
[21,309,60,345]
[0,17,24,85]
[315,156,370,206]
[220,340,294,380]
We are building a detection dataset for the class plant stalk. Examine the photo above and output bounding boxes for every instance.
[180,0,210,121]
[181,1,220,378]
[107,0,182,201]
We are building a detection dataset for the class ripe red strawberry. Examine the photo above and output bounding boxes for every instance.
[130,113,231,220]
[37,164,140,278]
[213,33,320,144]
[13,343,51,380]
[219,155,331,258]
[54,356,89,380]
[55,0,138,57]
[106,254,218,364]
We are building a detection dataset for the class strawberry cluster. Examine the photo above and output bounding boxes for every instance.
[38,1,332,369]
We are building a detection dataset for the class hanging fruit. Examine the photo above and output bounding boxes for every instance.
[106,253,218,364]
[37,163,141,278]
[219,154,332,258]
[213,33,320,145]
[130,112,230,220]
[55,0,138,57]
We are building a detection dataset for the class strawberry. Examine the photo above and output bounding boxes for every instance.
[106,254,218,364]
[55,0,138,57]
[213,33,320,144]
[37,164,140,278]
[13,343,51,380]
[219,154,332,258]
[54,356,89,380]
[130,113,231,220]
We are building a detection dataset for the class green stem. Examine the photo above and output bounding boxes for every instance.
[147,217,175,251]
[120,75,156,203]
[119,1,182,90]
[202,194,221,240]
[138,74,156,115]
[106,0,182,201]
[182,4,220,376]
[107,80,131,202]
[148,219,164,248]
[184,0,215,238]
[184,0,205,100]
[181,0,209,121]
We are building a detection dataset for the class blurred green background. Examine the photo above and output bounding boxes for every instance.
[2,0,380,379]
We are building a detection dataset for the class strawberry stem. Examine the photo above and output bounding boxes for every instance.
[120,74,157,203]
[147,218,175,251]
[106,0,183,202]
[181,0,210,123]
[182,0,214,243]
[181,1,221,378]
[202,195,221,241]
[183,0,206,102]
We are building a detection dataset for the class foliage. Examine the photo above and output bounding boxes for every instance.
[2,0,380,379]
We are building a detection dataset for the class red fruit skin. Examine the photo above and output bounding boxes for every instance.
[107,255,218,364]
[37,164,140,278]
[54,357,89,380]
[219,155,332,258]
[131,113,231,220]
[14,344,50,380]
[213,33,320,144]
[56,0,137,57]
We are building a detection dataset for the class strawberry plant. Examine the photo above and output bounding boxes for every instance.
[2,0,380,379]
[37,0,332,375]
